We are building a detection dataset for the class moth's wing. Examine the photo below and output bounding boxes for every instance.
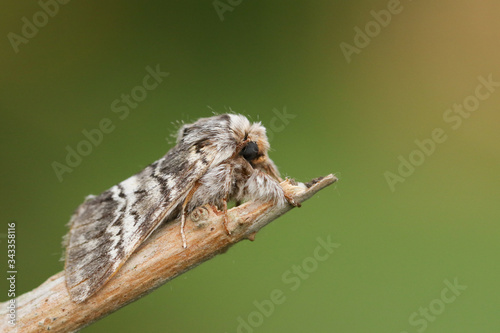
[65,145,213,302]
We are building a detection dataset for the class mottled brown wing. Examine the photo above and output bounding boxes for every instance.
[65,144,212,303]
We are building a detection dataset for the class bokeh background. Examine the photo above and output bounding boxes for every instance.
[1,1,499,332]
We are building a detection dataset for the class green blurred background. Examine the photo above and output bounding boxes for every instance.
[1,1,499,332]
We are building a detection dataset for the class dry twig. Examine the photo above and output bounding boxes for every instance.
[0,174,337,332]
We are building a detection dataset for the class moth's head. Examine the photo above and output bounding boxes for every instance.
[227,114,269,161]
[176,113,281,180]
[227,114,281,180]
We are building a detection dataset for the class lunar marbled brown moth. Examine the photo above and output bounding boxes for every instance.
[64,114,300,303]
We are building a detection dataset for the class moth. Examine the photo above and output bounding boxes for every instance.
[64,114,300,302]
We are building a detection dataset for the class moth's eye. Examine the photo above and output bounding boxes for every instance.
[241,141,259,161]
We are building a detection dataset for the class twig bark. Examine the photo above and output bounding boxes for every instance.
[0,174,337,333]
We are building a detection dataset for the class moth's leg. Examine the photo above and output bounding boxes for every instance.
[222,164,234,235]
[244,170,301,207]
[180,182,201,249]
[284,192,301,208]
[280,177,301,207]
[221,198,230,235]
